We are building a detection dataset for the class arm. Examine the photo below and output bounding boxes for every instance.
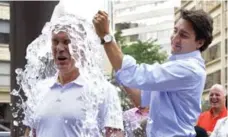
[122,87,152,107]
[93,11,123,72]
[93,11,199,91]
[122,86,141,107]
[105,127,124,137]
[116,56,198,91]
[24,127,30,137]
[24,127,36,137]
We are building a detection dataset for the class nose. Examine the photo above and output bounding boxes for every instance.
[56,43,65,52]
[171,33,181,44]
[210,94,217,99]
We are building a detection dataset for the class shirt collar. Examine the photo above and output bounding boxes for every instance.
[49,72,85,88]
[209,106,228,118]
[168,50,203,61]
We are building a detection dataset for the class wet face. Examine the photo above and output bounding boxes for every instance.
[170,18,204,54]
[209,88,225,109]
[52,31,75,73]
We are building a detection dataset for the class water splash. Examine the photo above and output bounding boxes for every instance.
[10,13,122,136]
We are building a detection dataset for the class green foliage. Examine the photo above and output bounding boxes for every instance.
[121,40,168,64]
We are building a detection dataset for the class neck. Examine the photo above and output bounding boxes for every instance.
[58,68,79,85]
[211,106,225,116]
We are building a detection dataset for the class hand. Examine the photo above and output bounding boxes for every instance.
[93,10,110,38]
[207,131,211,136]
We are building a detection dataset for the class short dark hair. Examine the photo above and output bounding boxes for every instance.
[180,9,213,52]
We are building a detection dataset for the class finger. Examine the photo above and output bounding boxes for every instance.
[98,10,108,18]
[92,17,99,25]
[93,20,100,28]
[94,14,99,20]
[99,15,106,21]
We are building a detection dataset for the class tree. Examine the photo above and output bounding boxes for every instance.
[121,40,167,64]
[112,30,168,110]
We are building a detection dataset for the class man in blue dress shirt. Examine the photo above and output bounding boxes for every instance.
[93,9,213,137]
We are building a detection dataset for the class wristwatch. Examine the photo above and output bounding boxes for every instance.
[101,34,113,44]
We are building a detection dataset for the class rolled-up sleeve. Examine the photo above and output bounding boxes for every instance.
[115,55,200,91]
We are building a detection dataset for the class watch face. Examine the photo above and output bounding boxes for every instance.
[104,35,112,42]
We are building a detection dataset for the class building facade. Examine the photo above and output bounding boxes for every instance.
[175,0,228,107]
[0,1,11,130]
[113,0,179,53]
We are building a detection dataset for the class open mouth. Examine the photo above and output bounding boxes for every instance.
[57,56,68,61]
[173,45,181,48]
[211,100,219,104]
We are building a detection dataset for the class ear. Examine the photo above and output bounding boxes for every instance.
[196,39,205,49]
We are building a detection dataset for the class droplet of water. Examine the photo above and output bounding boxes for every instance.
[12,112,18,118]
[11,89,19,96]
[13,120,19,126]
[15,68,23,75]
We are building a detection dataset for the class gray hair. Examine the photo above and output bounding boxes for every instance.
[210,84,226,96]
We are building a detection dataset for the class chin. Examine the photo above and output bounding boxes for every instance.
[57,66,68,72]
[171,50,178,55]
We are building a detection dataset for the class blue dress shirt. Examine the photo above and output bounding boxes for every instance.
[116,50,206,137]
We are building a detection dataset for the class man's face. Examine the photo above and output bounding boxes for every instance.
[170,18,204,54]
[52,31,75,73]
[209,88,225,109]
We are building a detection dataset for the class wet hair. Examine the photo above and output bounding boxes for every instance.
[180,9,213,52]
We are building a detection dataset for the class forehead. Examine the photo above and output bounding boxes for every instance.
[52,31,69,40]
[175,18,194,33]
[209,88,223,95]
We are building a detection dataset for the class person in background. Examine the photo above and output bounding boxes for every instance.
[210,116,228,137]
[123,106,149,136]
[194,126,208,137]
[197,84,227,136]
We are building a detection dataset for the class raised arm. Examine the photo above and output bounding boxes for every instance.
[93,11,123,72]
[93,11,201,91]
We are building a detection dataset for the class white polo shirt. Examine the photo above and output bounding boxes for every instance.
[23,74,123,137]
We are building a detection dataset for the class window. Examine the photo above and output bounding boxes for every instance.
[124,34,139,42]
[0,33,9,44]
[129,34,138,42]
[157,30,171,39]
[115,22,138,30]
[213,14,221,34]
[205,70,221,90]
[146,32,157,41]
[202,43,221,63]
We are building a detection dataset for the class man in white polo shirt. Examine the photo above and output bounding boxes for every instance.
[23,6,124,137]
